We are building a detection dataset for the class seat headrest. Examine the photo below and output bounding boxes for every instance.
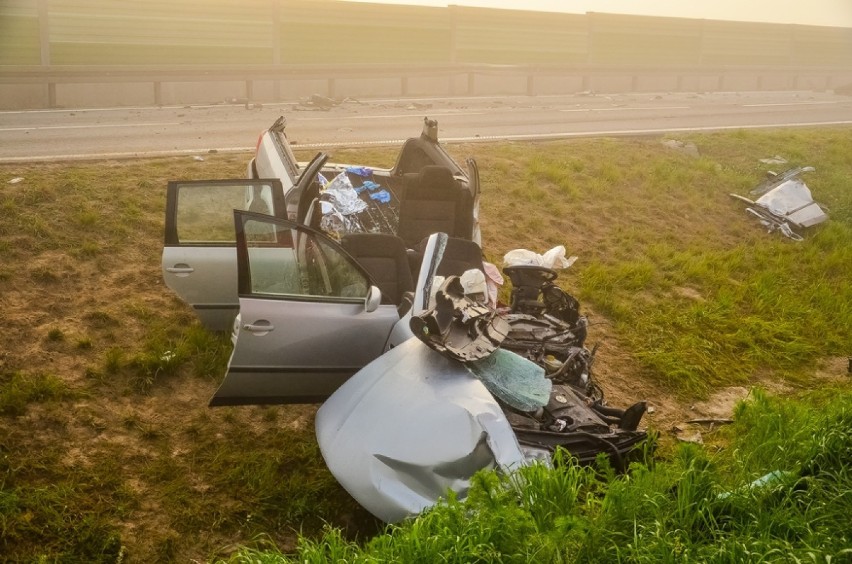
[418,165,457,191]
[341,233,407,258]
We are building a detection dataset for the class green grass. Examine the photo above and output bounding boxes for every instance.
[467,129,852,396]
[0,130,850,560]
[0,372,74,416]
[223,388,852,563]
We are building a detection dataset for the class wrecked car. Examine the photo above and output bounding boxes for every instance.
[161,120,648,522]
[163,117,480,331]
[197,216,648,521]
[317,235,647,522]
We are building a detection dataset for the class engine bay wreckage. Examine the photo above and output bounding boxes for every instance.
[317,234,649,523]
[161,117,649,523]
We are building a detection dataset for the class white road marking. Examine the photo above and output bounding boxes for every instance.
[435,120,852,143]
[294,111,486,121]
[0,104,289,115]
[0,122,180,132]
[559,106,690,112]
[0,146,256,163]
[742,101,839,107]
[295,139,408,148]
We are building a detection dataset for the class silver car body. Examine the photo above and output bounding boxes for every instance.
[161,123,646,522]
[163,117,480,333]
[162,178,288,331]
[316,337,526,523]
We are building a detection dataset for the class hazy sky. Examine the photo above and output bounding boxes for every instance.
[342,0,852,27]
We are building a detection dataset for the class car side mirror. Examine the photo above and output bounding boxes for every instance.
[365,285,382,313]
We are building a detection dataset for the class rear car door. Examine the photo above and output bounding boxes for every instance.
[210,211,401,405]
[162,179,287,332]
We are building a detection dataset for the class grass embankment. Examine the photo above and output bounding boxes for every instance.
[473,130,851,396]
[227,388,852,563]
[0,158,375,562]
[0,128,850,561]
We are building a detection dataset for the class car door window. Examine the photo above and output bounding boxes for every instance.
[239,214,369,301]
[165,179,284,245]
[306,235,370,298]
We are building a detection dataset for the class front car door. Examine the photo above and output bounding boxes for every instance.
[210,211,401,405]
[162,179,286,331]
[467,158,481,246]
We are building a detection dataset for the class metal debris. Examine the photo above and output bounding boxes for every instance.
[297,94,340,110]
[731,167,827,241]
[410,276,509,362]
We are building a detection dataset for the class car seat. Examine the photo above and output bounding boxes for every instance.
[341,233,414,314]
[408,235,484,283]
[396,165,473,248]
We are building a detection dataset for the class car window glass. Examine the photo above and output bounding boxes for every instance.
[243,218,368,300]
[305,235,370,298]
[176,182,275,243]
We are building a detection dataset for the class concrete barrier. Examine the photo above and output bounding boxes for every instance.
[1,64,850,109]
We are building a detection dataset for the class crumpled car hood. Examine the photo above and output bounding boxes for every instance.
[315,337,526,523]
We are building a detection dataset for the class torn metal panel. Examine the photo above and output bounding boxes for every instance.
[410,276,510,362]
[749,166,814,197]
[755,177,827,228]
[732,167,827,240]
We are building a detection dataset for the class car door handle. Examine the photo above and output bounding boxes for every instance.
[243,322,275,333]
[166,266,195,274]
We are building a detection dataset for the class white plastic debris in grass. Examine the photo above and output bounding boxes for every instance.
[503,245,577,270]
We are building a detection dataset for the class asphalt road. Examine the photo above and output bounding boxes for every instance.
[1,91,851,162]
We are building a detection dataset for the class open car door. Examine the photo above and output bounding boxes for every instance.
[467,158,481,246]
[162,179,286,331]
[210,211,401,406]
[284,152,327,224]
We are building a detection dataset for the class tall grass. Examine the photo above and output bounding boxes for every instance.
[223,388,852,563]
[0,372,73,416]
